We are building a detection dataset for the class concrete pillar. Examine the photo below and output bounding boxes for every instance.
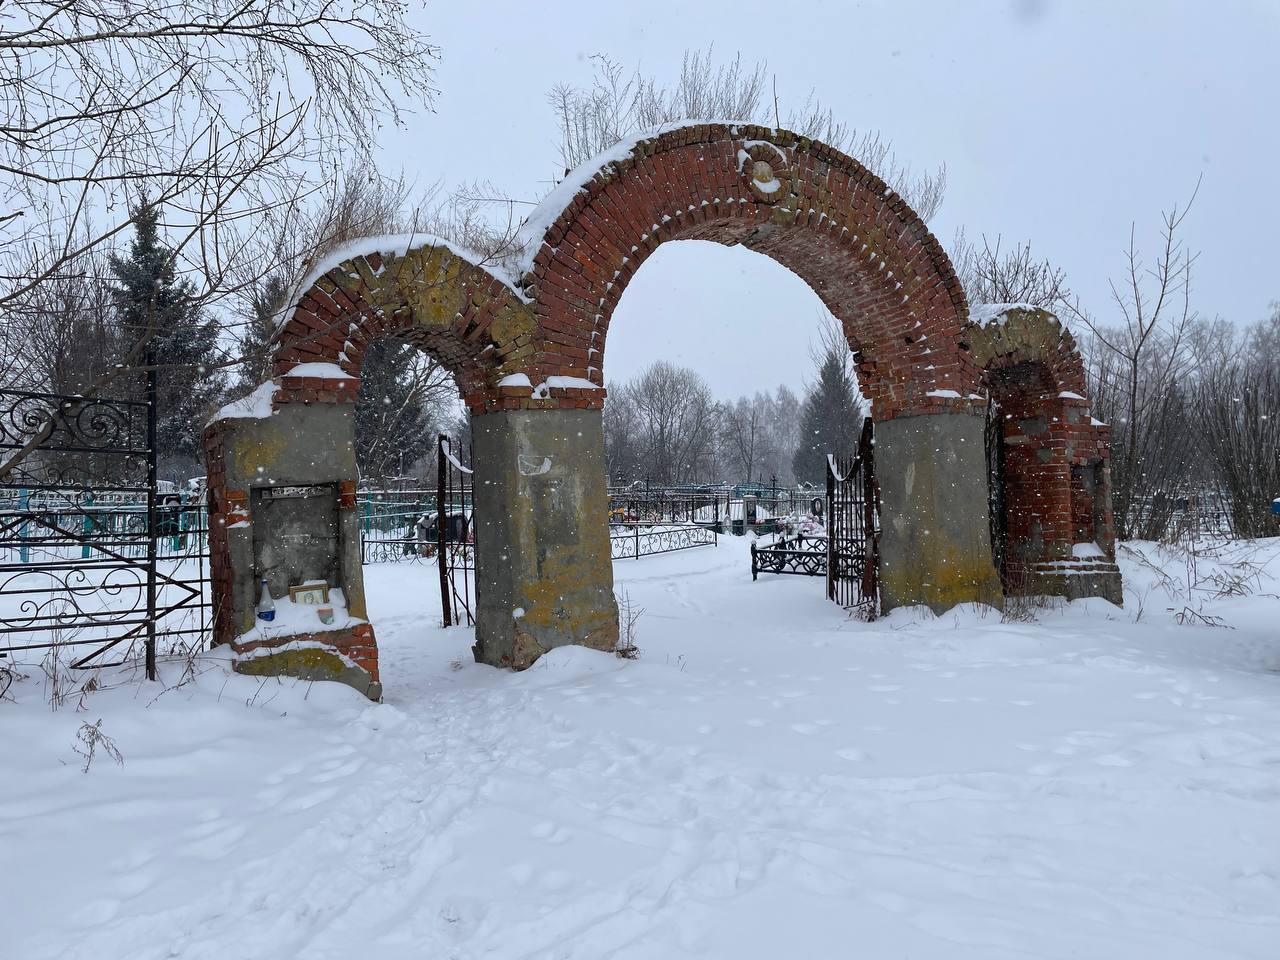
[874,412,1004,613]
[203,400,380,700]
[470,408,620,668]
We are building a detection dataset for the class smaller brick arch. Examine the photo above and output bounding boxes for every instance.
[966,304,1088,397]
[967,306,1120,602]
[269,240,534,413]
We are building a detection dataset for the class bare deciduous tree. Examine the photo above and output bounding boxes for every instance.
[547,49,946,222]
[1,0,439,308]
[0,2,440,482]
[723,396,763,483]
[1193,358,1280,539]
[617,361,720,486]
[3,245,122,393]
[720,388,802,485]
[951,230,1070,308]
[1063,181,1202,540]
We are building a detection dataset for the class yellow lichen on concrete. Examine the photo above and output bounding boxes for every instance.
[235,647,382,700]
[236,646,346,680]
[880,540,1004,614]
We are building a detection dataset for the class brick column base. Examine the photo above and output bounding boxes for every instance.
[232,624,382,701]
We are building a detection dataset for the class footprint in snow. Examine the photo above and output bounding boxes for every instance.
[541,869,572,891]
[71,898,120,926]
[505,861,535,884]
[309,757,364,783]
[531,821,572,845]
[835,747,868,762]
[1096,752,1138,767]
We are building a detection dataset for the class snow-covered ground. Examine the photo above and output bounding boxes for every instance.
[3,537,1280,959]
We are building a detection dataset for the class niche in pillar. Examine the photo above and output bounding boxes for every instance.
[251,483,341,595]
[1071,462,1103,547]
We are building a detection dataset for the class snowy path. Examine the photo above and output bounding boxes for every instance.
[4,538,1280,958]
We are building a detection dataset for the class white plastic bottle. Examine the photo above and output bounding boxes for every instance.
[256,579,276,622]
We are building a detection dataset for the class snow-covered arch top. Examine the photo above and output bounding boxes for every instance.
[267,122,976,418]
[966,304,1091,402]
[517,122,974,419]
[267,235,533,412]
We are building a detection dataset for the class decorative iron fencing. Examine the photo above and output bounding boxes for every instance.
[750,532,827,579]
[826,420,878,610]
[0,386,212,676]
[607,484,820,529]
[357,489,438,563]
[436,435,474,627]
[749,422,878,612]
[610,522,717,560]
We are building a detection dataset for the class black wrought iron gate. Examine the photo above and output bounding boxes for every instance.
[0,387,210,678]
[436,434,475,627]
[826,419,878,610]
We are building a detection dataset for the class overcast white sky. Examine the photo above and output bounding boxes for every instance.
[376,0,1280,400]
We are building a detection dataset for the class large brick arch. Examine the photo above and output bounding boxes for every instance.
[517,123,976,420]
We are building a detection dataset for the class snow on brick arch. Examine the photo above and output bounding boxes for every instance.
[261,121,979,421]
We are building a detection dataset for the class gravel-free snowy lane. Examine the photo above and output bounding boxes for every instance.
[4,537,1280,959]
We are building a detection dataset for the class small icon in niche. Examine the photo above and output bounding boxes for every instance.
[316,606,335,625]
[289,582,330,605]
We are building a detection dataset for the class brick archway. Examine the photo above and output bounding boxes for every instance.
[968,306,1121,603]
[512,123,979,422]
[204,125,1117,699]
[269,240,532,411]
[263,124,982,421]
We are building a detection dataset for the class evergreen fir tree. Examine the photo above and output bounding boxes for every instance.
[236,273,290,392]
[791,345,863,483]
[354,339,434,483]
[110,203,226,478]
